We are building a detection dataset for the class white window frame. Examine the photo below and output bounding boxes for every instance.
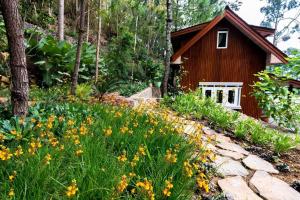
[217,31,228,49]
[199,82,243,110]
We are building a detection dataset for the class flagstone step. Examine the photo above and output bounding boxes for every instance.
[214,156,249,177]
[218,176,262,200]
[243,155,279,174]
[250,171,300,200]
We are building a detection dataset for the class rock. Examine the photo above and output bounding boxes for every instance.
[275,163,290,173]
[216,141,249,155]
[216,149,245,160]
[250,171,300,200]
[202,127,217,136]
[218,176,262,200]
[214,156,249,177]
[184,124,196,135]
[242,155,279,174]
[291,180,300,192]
[215,134,231,143]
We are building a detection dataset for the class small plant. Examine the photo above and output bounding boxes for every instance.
[273,134,300,154]
[234,120,249,139]
[75,83,93,100]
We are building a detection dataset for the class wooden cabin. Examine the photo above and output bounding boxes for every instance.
[171,6,288,119]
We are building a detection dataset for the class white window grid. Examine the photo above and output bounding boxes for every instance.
[199,82,243,109]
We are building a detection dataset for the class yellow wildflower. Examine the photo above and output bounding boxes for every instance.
[8,188,15,198]
[28,139,42,155]
[0,147,13,160]
[117,175,128,193]
[75,149,83,157]
[162,179,173,197]
[183,161,193,177]
[8,171,17,182]
[67,120,75,127]
[165,149,177,163]
[120,126,129,134]
[138,145,146,156]
[196,172,209,193]
[117,151,127,163]
[136,179,155,200]
[14,146,23,157]
[86,116,93,125]
[44,153,52,165]
[0,133,5,142]
[66,179,78,198]
[103,127,112,137]
[79,125,87,135]
[59,145,65,151]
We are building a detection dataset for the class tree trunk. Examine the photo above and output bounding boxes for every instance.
[95,0,102,82]
[0,0,29,116]
[71,0,86,95]
[162,0,173,96]
[58,0,64,41]
[86,0,90,42]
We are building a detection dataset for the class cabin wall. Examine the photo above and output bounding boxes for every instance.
[178,19,266,119]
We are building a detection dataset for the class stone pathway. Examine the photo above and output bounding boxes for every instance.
[183,121,300,200]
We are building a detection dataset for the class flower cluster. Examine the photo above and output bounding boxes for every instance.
[162,179,173,197]
[136,179,155,200]
[117,175,128,193]
[66,179,79,198]
[165,148,177,163]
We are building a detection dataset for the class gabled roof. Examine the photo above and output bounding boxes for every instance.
[171,6,288,64]
[171,22,275,38]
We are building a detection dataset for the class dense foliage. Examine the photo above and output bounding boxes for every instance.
[163,91,300,153]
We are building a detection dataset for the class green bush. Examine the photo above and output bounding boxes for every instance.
[26,29,98,87]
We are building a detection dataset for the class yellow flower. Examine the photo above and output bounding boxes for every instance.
[114,111,122,118]
[165,149,177,163]
[30,118,37,123]
[8,188,15,198]
[9,171,17,182]
[10,130,17,135]
[66,179,78,198]
[117,151,127,163]
[75,149,83,157]
[49,137,59,147]
[0,147,13,160]
[0,133,5,142]
[120,126,129,134]
[86,116,93,125]
[183,161,193,177]
[44,153,52,165]
[138,145,146,156]
[14,146,23,157]
[117,175,128,193]
[58,116,64,122]
[79,125,87,135]
[67,120,75,127]
[196,172,209,193]
[103,127,112,137]
[28,139,42,155]
[131,153,140,167]
[129,172,136,177]
[136,179,155,200]
[59,145,65,151]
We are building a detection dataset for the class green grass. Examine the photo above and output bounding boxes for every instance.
[0,102,210,199]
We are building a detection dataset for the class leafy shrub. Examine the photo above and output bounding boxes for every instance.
[26,29,98,87]
[253,68,300,132]
[273,134,300,154]
[114,81,148,97]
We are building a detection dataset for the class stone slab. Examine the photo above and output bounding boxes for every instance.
[250,171,300,200]
[216,141,249,155]
[218,176,262,200]
[214,156,249,177]
[243,155,279,174]
[216,149,245,160]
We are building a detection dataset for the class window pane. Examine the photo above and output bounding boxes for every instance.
[217,90,223,103]
[218,32,227,48]
[205,90,212,98]
[228,90,235,104]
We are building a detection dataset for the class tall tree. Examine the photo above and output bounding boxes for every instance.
[162,0,173,96]
[86,0,90,42]
[260,0,300,46]
[58,0,65,41]
[95,0,102,82]
[0,0,29,116]
[71,0,86,95]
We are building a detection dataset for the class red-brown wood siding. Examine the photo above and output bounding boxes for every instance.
[178,19,266,118]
